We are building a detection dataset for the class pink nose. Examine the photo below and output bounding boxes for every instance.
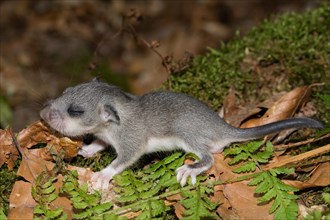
[40,107,62,122]
[49,109,61,120]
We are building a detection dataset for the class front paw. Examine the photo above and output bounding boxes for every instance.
[78,148,97,158]
[78,142,105,158]
[91,167,117,191]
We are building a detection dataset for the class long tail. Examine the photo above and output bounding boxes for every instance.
[233,117,323,141]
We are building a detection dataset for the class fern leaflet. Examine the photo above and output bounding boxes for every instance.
[32,171,66,220]
[180,184,219,219]
[249,168,299,220]
[60,170,114,219]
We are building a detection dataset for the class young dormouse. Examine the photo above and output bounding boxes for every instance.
[40,79,323,190]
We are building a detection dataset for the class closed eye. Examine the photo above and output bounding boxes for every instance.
[67,104,84,117]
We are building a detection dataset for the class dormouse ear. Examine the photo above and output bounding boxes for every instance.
[99,104,120,124]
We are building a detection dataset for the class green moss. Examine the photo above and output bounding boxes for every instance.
[167,5,330,123]
[0,162,19,216]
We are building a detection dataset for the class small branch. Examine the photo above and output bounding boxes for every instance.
[265,144,330,170]
[275,133,330,151]
[10,129,37,184]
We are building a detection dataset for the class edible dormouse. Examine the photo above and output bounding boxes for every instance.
[40,79,324,190]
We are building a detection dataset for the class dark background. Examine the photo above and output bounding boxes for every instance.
[0,0,321,131]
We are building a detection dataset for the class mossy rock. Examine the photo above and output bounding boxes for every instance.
[165,4,330,123]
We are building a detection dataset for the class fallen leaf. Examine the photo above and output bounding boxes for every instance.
[222,88,268,127]
[17,120,82,160]
[283,162,330,190]
[211,154,273,219]
[48,136,81,159]
[17,148,54,183]
[240,86,312,128]
[18,121,56,149]
[222,88,239,124]
[0,128,19,170]
[8,175,73,220]
[67,165,94,186]
[306,162,330,186]
[8,181,36,220]
[265,144,330,170]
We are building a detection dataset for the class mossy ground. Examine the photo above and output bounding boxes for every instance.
[166,4,330,124]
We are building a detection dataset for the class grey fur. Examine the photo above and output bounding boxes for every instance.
[40,80,324,189]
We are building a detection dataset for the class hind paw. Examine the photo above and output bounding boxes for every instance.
[176,165,202,186]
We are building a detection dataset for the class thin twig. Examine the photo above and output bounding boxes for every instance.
[10,129,37,184]
[275,133,330,151]
[266,144,330,170]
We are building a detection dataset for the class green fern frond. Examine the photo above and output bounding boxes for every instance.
[274,199,298,220]
[180,184,219,219]
[248,169,299,220]
[233,161,257,173]
[110,152,189,218]
[242,140,264,153]
[113,170,134,186]
[226,140,299,220]
[254,176,272,194]
[303,191,330,220]
[133,200,170,220]
[269,167,295,176]
[146,167,166,180]
[163,152,184,164]
[32,172,66,219]
[248,172,266,186]
[228,152,250,165]
[253,151,273,163]
[227,141,274,168]
[61,170,114,219]
[140,184,162,199]
[0,207,6,220]
[224,144,242,157]
[323,192,330,204]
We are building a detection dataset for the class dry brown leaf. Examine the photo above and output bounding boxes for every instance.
[0,128,19,170]
[222,88,266,127]
[10,162,91,219]
[166,152,272,219]
[241,86,311,128]
[17,120,82,160]
[306,162,330,185]
[67,165,94,185]
[265,144,330,170]
[18,120,56,148]
[283,162,330,190]
[210,154,273,219]
[8,120,88,220]
[173,202,185,219]
[222,88,238,118]
[28,137,81,161]
[48,136,81,159]
[8,181,36,220]
[17,148,55,183]
[8,175,73,220]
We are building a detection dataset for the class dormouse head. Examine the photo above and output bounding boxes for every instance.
[40,79,127,137]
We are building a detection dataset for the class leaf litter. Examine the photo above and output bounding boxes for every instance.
[0,85,328,219]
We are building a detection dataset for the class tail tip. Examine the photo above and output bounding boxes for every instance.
[308,118,324,129]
